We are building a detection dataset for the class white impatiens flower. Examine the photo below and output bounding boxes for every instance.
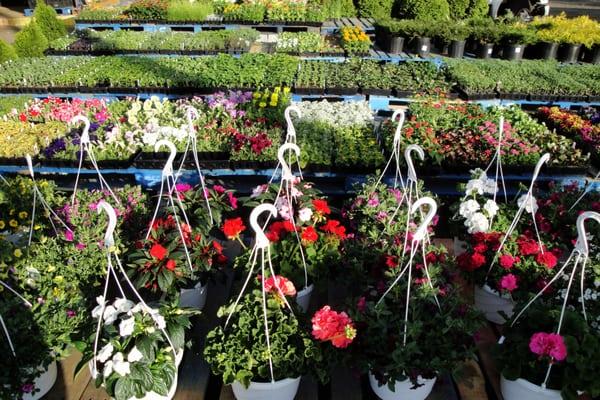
[127,346,144,363]
[459,199,480,218]
[103,360,113,378]
[113,298,134,314]
[141,130,159,147]
[92,295,106,319]
[466,178,485,196]
[103,305,119,325]
[148,308,167,329]
[517,194,538,214]
[483,199,499,217]
[112,353,131,377]
[97,342,114,363]
[119,317,135,337]
[250,184,268,198]
[466,212,489,234]
[298,207,313,222]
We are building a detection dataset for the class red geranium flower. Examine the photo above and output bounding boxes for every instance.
[517,236,540,256]
[385,255,398,269]
[311,306,356,349]
[301,226,318,243]
[149,243,168,261]
[321,219,346,239]
[165,259,176,271]
[457,252,486,272]
[222,218,246,240]
[536,251,558,269]
[499,254,517,270]
[312,199,331,215]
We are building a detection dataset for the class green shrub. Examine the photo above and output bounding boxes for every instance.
[166,0,213,21]
[0,39,17,63]
[124,0,169,20]
[33,0,67,42]
[468,0,489,19]
[319,0,356,18]
[13,21,49,57]
[448,0,469,19]
[397,0,450,20]
[356,0,393,20]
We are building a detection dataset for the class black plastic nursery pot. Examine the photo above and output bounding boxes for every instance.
[448,40,466,58]
[415,37,431,58]
[582,45,600,64]
[558,43,582,63]
[388,36,404,54]
[476,43,494,59]
[502,44,525,61]
[536,41,559,60]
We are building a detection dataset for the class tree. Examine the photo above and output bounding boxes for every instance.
[33,0,67,42]
[0,39,18,63]
[13,21,49,57]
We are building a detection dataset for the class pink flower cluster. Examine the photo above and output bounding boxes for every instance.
[311,306,356,349]
[263,275,296,298]
[529,332,567,362]
[19,97,110,124]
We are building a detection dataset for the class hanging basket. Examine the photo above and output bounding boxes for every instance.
[474,284,514,324]
[501,376,561,400]
[231,377,301,400]
[179,281,208,310]
[22,361,58,400]
[368,372,436,400]
[295,283,314,312]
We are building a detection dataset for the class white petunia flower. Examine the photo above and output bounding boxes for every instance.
[459,199,480,218]
[127,346,144,363]
[97,342,114,363]
[103,305,119,325]
[483,200,499,217]
[119,317,135,337]
[298,207,313,222]
[483,178,498,195]
[112,353,130,376]
[113,298,134,314]
[466,212,489,234]
[517,194,538,214]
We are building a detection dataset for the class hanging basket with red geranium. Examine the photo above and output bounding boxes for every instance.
[127,215,227,295]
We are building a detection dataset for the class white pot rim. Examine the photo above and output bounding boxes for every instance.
[501,376,561,394]
[481,284,512,300]
[235,377,300,389]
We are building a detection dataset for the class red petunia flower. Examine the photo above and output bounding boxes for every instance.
[301,226,318,243]
[385,255,398,269]
[517,236,540,256]
[457,252,486,271]
[149,243,168,261]
[222,218,246,240]
[499,254,517,270]
[312,199,331,215]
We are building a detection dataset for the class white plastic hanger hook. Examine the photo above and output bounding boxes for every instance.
[574,211,600,256]
[25,154,34,178]
[155,139,177,178]
[250,204,277,250]
[411,196,437,242]
[531,153,551,185]
[405,144,424,182]
[97,200,117,248]
[277,143,300,181]
[391,109,405,148]
[284,106,301,139]
[71,115,91,145]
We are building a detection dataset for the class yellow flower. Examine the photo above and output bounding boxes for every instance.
[253,92,261,99]
[9,220,18,228]
[9,209,14,216]
[270,101,278,107]
[283,87,290,94]
[259,102,267,108]
[52,287,63,298]
[34,224,41,231]
[18,211,27,219]
[274,87,281,93]
[48,265,56,273]
[13,249,22,258]
[53,275,64,284]
[0,221,5,229]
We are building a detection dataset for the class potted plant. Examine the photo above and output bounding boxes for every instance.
[81,299,195,400]
[498,23,536,61]
[468,18,502,59]
[203,281,327,400]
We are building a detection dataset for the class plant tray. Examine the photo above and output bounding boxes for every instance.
[133,151,178,169]
[362,88,392,96]
[326,87,359,96]
[40,151,139,169]
[230,160,277,170]
[0,156,36,166]
[294,87,325,95]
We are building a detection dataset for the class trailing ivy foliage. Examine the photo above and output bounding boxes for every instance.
[203,289,327,387]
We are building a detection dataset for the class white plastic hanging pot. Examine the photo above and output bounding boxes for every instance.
[295,284,314,312]
[231,377,301,400]
[22,361,58,400]
[89,350,184,400]
[501,376,561,400]
[179,281,208,310]
[368,372,436,400]
[474,284,514,324]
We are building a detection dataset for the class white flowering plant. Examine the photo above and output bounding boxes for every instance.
[79,298,196,400]
[452,168,514,236]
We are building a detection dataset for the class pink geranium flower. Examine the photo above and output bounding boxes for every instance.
[499,274,518,292]
[311,306,356,348]
[263,275,296,298]
[175,183,193,193]
[529,332,567,361]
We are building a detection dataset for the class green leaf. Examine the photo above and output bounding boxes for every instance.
[114,377,135,400]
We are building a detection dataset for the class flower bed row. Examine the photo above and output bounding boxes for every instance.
[1,56,600,100]
[47,28,260,55]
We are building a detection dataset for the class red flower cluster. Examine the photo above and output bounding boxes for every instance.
[263,275,296,298]
[150,243,168,260]
[311,306,356,349]
[301,226,318,244]
[529,332,567,362]
[321,220,346,239]
[222,217,246,240]
[313,199,331,215]
[266,220,296,242]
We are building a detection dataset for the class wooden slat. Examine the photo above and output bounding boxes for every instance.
[219,384,236,400]
[45,350,91,400]
[455,360,489,400]
[476,323,503,400]
[427,374,459,400]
